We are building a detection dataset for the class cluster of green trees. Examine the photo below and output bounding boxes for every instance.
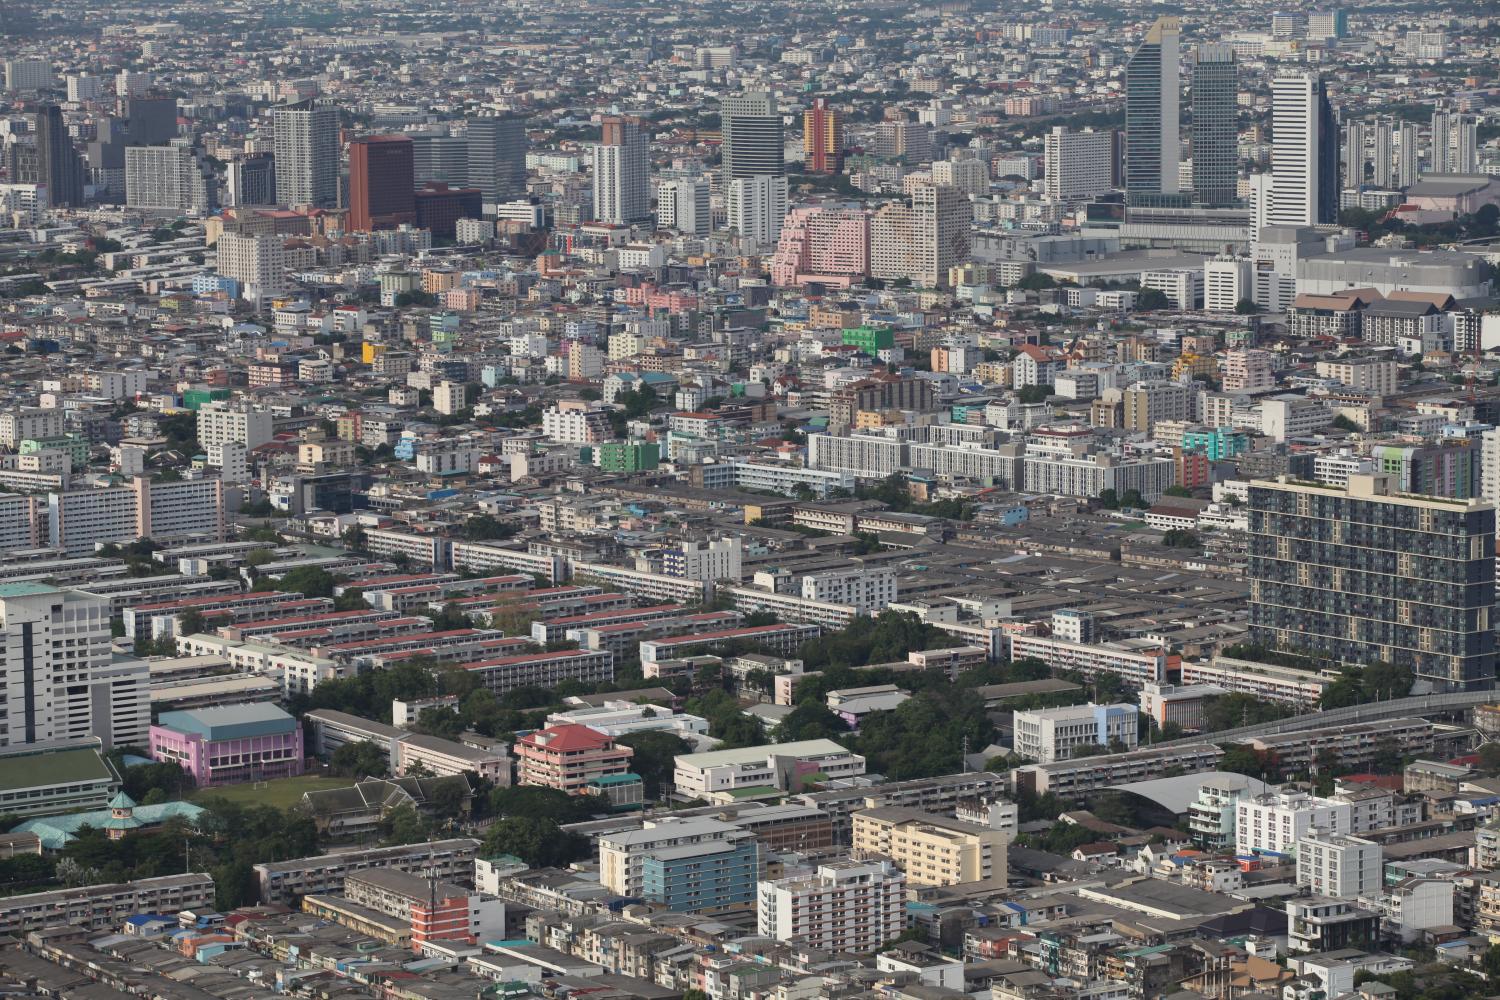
[1320,661,1414,709]
[852,473,974,521]
[1161,529,1202,550]
[476,786,611,868]
[1096,488,1146,510]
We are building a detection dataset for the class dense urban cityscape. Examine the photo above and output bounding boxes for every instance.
[0,0,1498,998]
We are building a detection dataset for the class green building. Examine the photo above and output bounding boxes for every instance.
[182,388,230,410]
[841,325,895,356]
[20,435,88,469]
[597,441,660,473]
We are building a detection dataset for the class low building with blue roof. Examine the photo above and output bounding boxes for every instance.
[15,791,207,849]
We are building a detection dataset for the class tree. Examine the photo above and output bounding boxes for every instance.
[271,566,336,598]
[1161,529,1202,549]
[1120,489,1144,509]
[1097,489,1120,510]
[1234,299,1261,314]
[330,740,391,778]
[1014,272,1056,291]
[1163,485,1194,498]
[1136,288,1171,310]
[380,803,430,845]
[1331,414,1361,432]
[481,816,585,868]
[615,731,690,799]
[462,514,519,541]
[334,587,368,612]
[176,609,207,636]
[1016,384,1051,404]
[775,702,849,743]
[245,548,277,567]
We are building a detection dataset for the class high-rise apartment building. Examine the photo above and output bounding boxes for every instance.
[1268,73,1337,227]
[726,174,788,247]
[721,91,784,182]
[36,103,83,208]
[769,205,871,287]
[803,98,843,174]
[1190,44,1238,206]
[348,135,416,231]
[226,154,276,207]
[1430,111,1478,175]
[467,114,529,203]
[0,583,150,749]
[1123,379,1196,432]
[1125,16,1181,198]
[124,139,217,215]
[1043,127,1115,203]
[1248,474,1496,691]
[1297,829,1382,898]
[272,99,339,209]
[4,60,53,92]
[657,178,710,235]
[215,231,288,305]
[869,183,970,289]
[592,116,652,226]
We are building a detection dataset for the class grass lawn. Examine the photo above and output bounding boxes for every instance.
[190,774,354,810]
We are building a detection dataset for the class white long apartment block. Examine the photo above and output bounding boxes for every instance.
[46,478,224,555]
[718,585,861,628]
[1012,743,1223,797]
[0,873,215,935]
[255,838,483,905]
[1178,657,1331,708]
[799,567,897,615]
[449,541,567,582]
[807,433,908,479]
[1006,631,1174,688]
[570,562,707,604]
[674,739,866,799]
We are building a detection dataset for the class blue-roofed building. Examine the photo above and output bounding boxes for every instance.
[15,791,207,849]
[148,703,303,787]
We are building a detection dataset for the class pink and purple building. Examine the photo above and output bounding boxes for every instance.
[149,703,304,787]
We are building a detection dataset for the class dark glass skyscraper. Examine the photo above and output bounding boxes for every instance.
[1248,474,1496,693]
[1125,16,1180,199]
[466,114,529,203]
[1190,44,1238,207]
[37,103,83,207]
[720,91,784,183]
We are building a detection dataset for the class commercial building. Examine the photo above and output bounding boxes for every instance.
[757,859,904,952]
[348,135,417,231]
[1190,44,1238,206]
[852,806,1008,887]
[0,742,121,818]
[342,868,504,950]
[1247,474,1496,691]
[720,91,783,182]
[467,114,529,203]
[657,178,709,235]
[124,140,217,215]
[1125,17,1181,198]
[1268,73,1337,227]
[726,174,788,247]
[1012,703,1140,762]
[149,703,304,787]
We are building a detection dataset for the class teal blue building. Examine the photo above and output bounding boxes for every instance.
[638,834,760,911]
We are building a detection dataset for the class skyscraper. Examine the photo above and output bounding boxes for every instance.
[124,139,217,215]
[1268,73,1336,227]
[1043,127,1115,203]
[803,98,843,174]
[726,174,788,247]
[412,132,469,187]
[657,178,710,235]
[348,135,416,231]
[226,154,276,207]
[1342,119,1366,189]
[1190,43,1237,206]
[869,182,970,289]
[1247,474,1496,692]
[721,91,784,183]
[36,103,82,207]
[1431,111,1478,175]
[1125,16,1181,199]
[1396,121,1419,188]
[466,114,529,203]
[272,99,339,209]
[592,115,652,225]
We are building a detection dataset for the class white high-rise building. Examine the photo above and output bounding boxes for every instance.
[657,178,710,235]
[1269,73,1335,227]
[800,567,897,614]
[65,74,101,103]
[272,99,339,209]
[3,59,53,92]
[1297,828,1382,898]
[757,860,906,952]
[1044,127,1115,203]
[0,585,150,749]
[726,174,788,248]
[663,537,743,583]
[1237,787,1352,856]
[1012,703,1140,762]
[592,116,652,226]
[870,182,971,289]
[215,231,287,306]
[196,401,276,450]
[124,140,217,216]
[1203,255,1251,312]
[932,157,989,197]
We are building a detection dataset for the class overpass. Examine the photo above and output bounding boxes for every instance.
[1154,690,1496,748]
